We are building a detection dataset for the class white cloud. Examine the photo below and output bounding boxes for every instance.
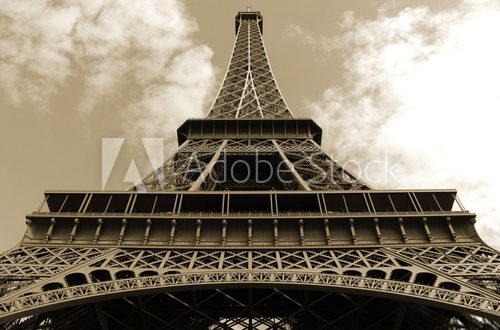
[0,0,215,137]
[127,45,214,140]
[0,1,79,110]
[290,0,500,248]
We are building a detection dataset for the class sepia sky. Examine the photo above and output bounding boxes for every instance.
[1,0,499,251]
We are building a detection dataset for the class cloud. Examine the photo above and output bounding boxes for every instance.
[288,0,500,248]
[127,45,214,139]
[0,0,215,137]
[0,1,79,110]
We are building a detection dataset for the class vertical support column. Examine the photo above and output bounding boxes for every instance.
[247,220,253,246]
[398,218,408,243]
[324,219,332,245]
[273,219,279,246]
[298,219,305,246]
[422,217,433,242]
[45,218,56,242]
[94,219,103,243]
[143,219,152,245]
[68,218,79,242]
[373,218,383,244]
[349,218,357,245]
[118,219,127,244]
[445,217,457,241]
[169,219,177,245]
[195,220,202,246]
[221,220,227,246]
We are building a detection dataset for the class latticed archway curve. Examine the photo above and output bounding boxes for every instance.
[0,271,498,324]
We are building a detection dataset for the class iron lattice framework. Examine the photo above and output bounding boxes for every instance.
[0,10,499,330]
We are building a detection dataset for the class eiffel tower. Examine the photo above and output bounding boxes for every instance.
[1,10,499,330]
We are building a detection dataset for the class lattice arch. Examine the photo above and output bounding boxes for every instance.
[0,271,498,325]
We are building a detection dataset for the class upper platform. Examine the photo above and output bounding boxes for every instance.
[177,118,322,145]
[235,11,263,34]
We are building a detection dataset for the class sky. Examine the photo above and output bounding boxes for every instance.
[0,0,499,251]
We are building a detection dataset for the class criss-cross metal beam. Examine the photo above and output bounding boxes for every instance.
[207,14,292,119]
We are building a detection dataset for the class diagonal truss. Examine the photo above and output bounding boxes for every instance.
[207,16,292,119]
[139,139,367,191]
[139,140,227,191]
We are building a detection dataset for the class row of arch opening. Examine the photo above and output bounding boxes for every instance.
[40,268,464,294]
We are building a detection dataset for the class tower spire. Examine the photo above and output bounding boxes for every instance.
[208,11,289,119]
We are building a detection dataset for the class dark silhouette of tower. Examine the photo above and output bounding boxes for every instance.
[0,11,499,329]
